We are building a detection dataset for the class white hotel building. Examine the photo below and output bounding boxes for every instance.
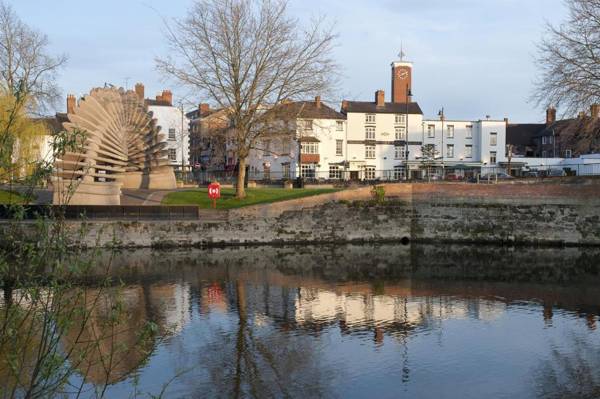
[248,58,506,180]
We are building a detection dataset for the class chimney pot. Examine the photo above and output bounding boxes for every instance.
[546,106,556,126]
[315,96,321,108]
[341,100,349,112]
[162,90,173,106]
[199,103,210,115]
[375,90,385,107]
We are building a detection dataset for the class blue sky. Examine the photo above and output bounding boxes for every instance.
[9,0,565,122]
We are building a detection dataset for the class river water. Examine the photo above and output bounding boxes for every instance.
[22,244,600,398]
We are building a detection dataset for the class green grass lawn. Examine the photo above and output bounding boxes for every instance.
[162,187,342,209]
[0,189,28,204]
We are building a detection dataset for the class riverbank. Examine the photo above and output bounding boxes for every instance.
[4,182,599,248]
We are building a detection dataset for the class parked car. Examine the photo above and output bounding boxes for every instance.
[445,173,464,181]
[547,168,566,177]
[523,171,540,178]
[480,172,513,180]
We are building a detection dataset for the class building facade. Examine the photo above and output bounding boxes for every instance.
[134,83,190,173]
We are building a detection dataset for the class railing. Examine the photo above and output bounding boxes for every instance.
[0,205,201,220]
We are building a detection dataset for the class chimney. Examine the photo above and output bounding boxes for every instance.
[66,94,76,114]
[134,83,145,101]
[578,111,587,119]
[315,96,321,109]
[591,104,600,119]
[375,90,385,107]
[341,100,349,112]
[199,103,210,115]
[546,106,556,126]
[161,90,173,106]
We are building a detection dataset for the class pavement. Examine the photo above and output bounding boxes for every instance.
[120,189,174,205]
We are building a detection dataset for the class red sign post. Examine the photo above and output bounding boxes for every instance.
[208,182,221,209]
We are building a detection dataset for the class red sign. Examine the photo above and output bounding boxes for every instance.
[208,183,221,199]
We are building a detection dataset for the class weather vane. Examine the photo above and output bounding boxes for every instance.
[398,42,406,61]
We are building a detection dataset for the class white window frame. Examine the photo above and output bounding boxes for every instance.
[565,149,572,158]
[336,121,344,131]
[168,148,177,161]
[365,114,376,124]
[466,125,473,139]
[427,125,435,138]
[365,145,376,159]
[303,119,313,131]
[490,132,497,146]
[395,114,406,125]
[395,126,406,141]
[447,144,454,158]
[542,136,547,145]
[465,145,473,158]
[394,145,405,160]
[365,126,376,140]
[301,142,319,154]
[364,166,376,180]
[336,139,343,156]
[329,165,341,179]
[301,164,316,178]
[490,151,497,164]
[447,125,454,139]
[168,128,176,141]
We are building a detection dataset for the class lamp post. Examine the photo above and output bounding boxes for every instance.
[405,86,412,181]
[438,107,445,178]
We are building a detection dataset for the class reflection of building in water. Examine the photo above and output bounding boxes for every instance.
[148,282,191,335]
[294,287,506,335]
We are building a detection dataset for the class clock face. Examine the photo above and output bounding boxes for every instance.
[395,69,409,80]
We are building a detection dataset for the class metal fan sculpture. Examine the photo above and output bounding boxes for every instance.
[52,87,176,205]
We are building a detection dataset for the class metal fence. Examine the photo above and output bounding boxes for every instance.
[193,163,600,186]
[0,205,202,220]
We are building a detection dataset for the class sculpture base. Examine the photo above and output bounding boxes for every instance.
[147,169,177,190]
[52,179,122,205]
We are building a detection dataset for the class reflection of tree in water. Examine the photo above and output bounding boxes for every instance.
[188,281,332,398]
[534,330,600,399]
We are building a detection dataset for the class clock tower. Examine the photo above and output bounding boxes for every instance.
[391,60,412,104]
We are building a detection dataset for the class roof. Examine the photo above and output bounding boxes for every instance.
[277,101,346,120]
[344,101,423,115]
[506,123,545,146]
[144,99,172,107]
[535,119,574,138]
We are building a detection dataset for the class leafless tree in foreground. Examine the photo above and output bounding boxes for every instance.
[0,1,67,113]
[531,0,600,117]
[157,0,338,198]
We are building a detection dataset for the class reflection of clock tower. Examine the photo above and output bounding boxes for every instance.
[391,61,412,103]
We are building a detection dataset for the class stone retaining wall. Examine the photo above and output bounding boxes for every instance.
[4,183,600,248]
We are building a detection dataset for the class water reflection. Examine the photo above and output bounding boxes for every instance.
[4,243,600,398]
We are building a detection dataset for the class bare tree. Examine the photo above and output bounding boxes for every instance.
[0,1,67,113]
[531,0,600,116]
[157,0,338,198]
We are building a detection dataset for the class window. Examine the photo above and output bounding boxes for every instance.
[447,125,454,138]
[365,114,376,124]
[549,135,554,144]
[466,125,473,139]
[427,125,435,138]
[490,151,497,164]
[303,120,313,131]
[542,136,547,145]
[490,132,497,146]
[336,140,343,156]
[447,144,454,158]
[281,139,291,155]
[263,164,271,180]
[329,165,341,179]
[336,121,344,131]
[168,148,177,161]
[542,150,547,158]
[465,145,473,158]
[364,166,376,180]
[365,145,375,159]
[394,145,405,159]
[393,165,404,180]
[301,142,319,154]
[365,126,376,140]
[565,149,572,158]
[168,128,176,141]
[301,164,315,178]
[283,163,290,179]
[395,114,406,124]
[395,126,406,140]
[264,139,271,155]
